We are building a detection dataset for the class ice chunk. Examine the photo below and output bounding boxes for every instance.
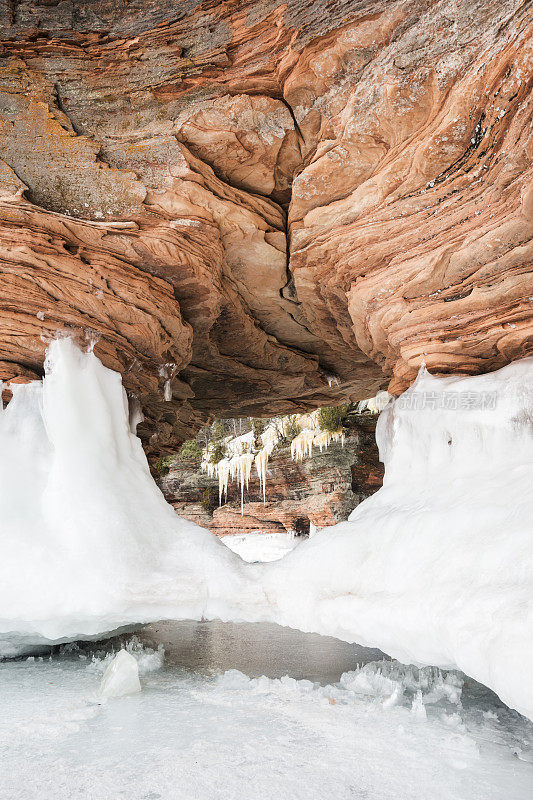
[99,650,141,698]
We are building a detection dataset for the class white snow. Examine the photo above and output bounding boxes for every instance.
[99,649,141,698]
[221,531,299,562]
[0,629,532,800]
[0,338,532,721]
[357,389,391,413]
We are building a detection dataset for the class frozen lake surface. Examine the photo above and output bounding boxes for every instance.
[1,619,532,800]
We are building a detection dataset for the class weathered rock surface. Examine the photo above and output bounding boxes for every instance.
[160,416,384,535]
[0,1,532,452]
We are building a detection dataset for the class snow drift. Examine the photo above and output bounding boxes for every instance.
[0,338,531,720]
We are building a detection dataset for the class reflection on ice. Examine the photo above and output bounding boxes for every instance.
[1,621,532,800]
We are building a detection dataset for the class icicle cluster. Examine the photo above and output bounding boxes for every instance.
[215,453,254,513]
[290,429,316,461]
[290,428,344,461]
[201,413,344,510]
[254,424,279,504]
[313,429,345,453]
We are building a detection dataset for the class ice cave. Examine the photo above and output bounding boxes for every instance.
[0,1,532,798]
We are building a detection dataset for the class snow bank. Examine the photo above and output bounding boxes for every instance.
[262,361,533,719]
[0,339,532,721]
[221,531,299,562]
[0,338,263,654]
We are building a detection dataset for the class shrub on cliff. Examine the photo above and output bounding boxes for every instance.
[318,405,346,432]
[211,442,226,464]
[211,419,226,442]
[152,456,174,478]
[200,487,219,515]
[281,417,301,444]
[177,439,202,465]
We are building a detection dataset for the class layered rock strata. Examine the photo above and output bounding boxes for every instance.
[0,1,531,452]
[160,416,384,535]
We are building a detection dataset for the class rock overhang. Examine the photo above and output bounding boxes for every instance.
[0,0,531,454]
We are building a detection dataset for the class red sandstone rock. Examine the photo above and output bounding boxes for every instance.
[161,419,383,535]
[0,1,531,452]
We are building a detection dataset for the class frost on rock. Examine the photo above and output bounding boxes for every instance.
[0,339,532,722]
[99,650,141,698]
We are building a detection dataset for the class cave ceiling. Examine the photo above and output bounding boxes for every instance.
[0,0,532,452]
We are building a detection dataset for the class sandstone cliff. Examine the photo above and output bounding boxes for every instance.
[0,1,531,454]
[160,416,384,535]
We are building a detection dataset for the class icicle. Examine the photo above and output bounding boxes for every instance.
[216,458,231,506]
[313,429,332,453]
[255,447,269,504]
[291,429,315,462]
[226,429,254,456]
[159,363,177,402]
[260,424,280,452]
[227,453,253,515]
[128,395,144,434]
[325,373,339,387]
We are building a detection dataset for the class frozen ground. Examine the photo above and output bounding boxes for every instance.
[1,622,532,800]
[221,531,300,562]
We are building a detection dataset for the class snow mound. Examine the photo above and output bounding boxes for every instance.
[221,531,300,562]
[0,338,531,720]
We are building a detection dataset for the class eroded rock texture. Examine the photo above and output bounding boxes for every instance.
[0,0,532,451]
[160,416,384,536]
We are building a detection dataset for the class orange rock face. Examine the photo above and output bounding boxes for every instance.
[0,1,531,452]
[161,418,383,536]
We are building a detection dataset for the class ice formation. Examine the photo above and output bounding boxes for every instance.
[215,453,254,512]
[159,362,177,402]
[254,424,280,503]
[202,412,342,507]
[202,429,256,510]
[0,338,259,655]
[99,649,141,698]
[290,427,343,460]
[0,338,532,722]
[263,361,533,720]
[254,447,269,504]
[290,429,316,461]
[357,390,391,414]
